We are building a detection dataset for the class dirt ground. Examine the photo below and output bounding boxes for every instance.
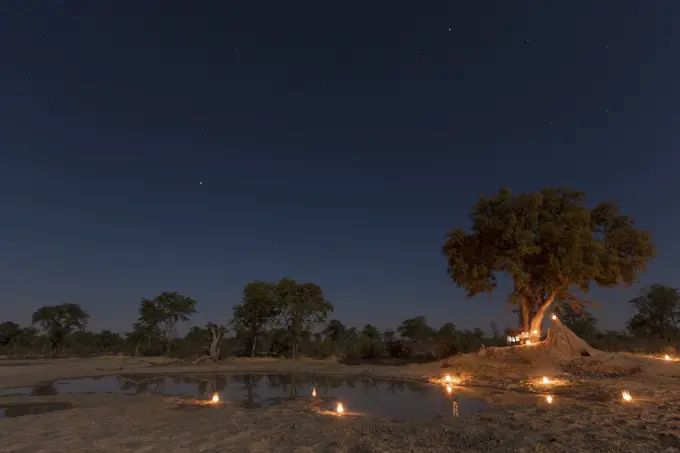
[1,352,679,453]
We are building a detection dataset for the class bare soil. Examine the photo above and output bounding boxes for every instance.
[1,351,679,453]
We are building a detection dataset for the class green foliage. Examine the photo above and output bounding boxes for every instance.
[31,303,89,354]
[232,280,279,357]
[137,292,197,355]
[323,319,348,342]
[397,316,434,342]
[68,330,125,354]
[0,321,21,347]
[442,187,656,331]
[627,285,680,341]
[557,304,598,339]
[276,277,334,358]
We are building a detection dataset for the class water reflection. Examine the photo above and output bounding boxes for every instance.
[0,374,494,420]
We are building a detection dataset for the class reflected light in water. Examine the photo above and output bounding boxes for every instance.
[622,390,632,402]
[446,385,452,395]
[545,395,553,404]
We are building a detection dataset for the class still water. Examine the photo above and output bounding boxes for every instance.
[0,374,491,420]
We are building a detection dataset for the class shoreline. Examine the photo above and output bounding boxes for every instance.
[1,355,679,452]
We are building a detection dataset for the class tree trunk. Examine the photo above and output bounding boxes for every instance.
[250,336,257,357]
[209,327,223,360]
[529,292,557,335]
[210,335,219,359]
[521,298,532,332]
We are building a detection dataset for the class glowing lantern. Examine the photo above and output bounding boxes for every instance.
[551,314,557,320]
[622,390,632,402]
[211,393,220,403]
[336,402,344,414]
[664,354,671,361]
[444,375,452,382]
[546,395,553,404]
[542,376,551,384]
[312,388,317,397]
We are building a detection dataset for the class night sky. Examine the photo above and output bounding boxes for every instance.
[2,1,679,334]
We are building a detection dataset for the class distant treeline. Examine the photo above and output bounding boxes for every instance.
[1,281,678,360]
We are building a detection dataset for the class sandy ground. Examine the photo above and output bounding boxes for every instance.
[1,353,679,453]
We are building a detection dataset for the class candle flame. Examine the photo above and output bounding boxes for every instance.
[211,393,220,403]
[622,390,632,402]
[312,387,317,397]
[336,402,344,413]
[546,395,553,404]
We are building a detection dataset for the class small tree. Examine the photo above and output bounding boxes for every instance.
[232,281,279,357]
[138,292,197,356]
[206,323,229,359]
[442,187,656,335]
[276,277,333,358]
[31,303,89,355]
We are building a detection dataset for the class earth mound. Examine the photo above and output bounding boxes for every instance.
[478,318,600,360]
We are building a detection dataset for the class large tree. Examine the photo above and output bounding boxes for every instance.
[232,280,279,357]
[137,292,197,355]
[275,277,333,358]
[31,303,89,355]
[627,284,679,341]
[442,188,656,335]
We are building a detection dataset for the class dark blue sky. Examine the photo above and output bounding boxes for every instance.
[1,1,678,334]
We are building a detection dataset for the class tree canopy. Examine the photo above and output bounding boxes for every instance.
[232,280,279,357]
[397,316,434,342]
[442,187,656,334]
[31,303,89,354]
[276,277,334,358]
[628,284,679,341]
[137,292,197,355]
